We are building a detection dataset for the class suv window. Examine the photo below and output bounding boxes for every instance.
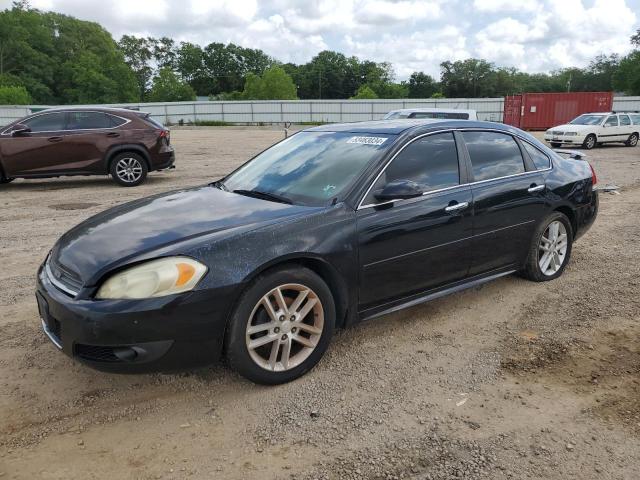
[108,114,128,127]
[604,115,618,127]
[23,113,67,132]
[619,115,631,127]
[462,131,525,181]
[410,112,469,120]
[523,142,551,170]
[365,132,459,204]
[67,111,111,130]
[631,114,640,125]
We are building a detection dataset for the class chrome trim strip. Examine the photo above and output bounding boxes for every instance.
[41,319,63,349]
[1,111,132,135]
[45,261,79,297]
[357,127,553,211]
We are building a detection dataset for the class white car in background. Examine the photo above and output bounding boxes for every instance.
[383,108,477,120]
[544,112,640,150]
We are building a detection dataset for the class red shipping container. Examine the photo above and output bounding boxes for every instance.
[503,92,613,130]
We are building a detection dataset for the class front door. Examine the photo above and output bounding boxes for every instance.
[357,131,474,311]
[0,112,69,176]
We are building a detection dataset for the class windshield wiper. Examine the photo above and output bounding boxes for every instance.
[232,189,293,205]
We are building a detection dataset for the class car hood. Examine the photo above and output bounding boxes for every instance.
[549,124,593,132]
[50,185,318,285]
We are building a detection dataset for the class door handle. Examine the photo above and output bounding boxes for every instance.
[47,136,63,143]
[444,201,469,213]
[528,184,546,193]
[106,132,120,138]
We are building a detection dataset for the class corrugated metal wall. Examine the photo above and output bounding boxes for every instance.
[1,97,637,127]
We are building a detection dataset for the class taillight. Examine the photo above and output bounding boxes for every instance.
[588,162,597,185]
[156,129,170,144]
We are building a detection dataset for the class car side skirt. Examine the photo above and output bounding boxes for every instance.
[359,266,517,321]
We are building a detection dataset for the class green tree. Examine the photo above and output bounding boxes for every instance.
[119,35,153,99]
[350,84,378,99]
[0,85,31,104]
[148,68,196,102]
[407,71,438,98]
[440,59,495,97]
[242,66,297,100]
[613,51,640,95]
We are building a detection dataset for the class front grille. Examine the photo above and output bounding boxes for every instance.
[75,344,122,363]
[47,257,82,295]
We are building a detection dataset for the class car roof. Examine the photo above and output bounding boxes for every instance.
[387,107,476,113]
[306,119,513,135]
[35,106,146,116]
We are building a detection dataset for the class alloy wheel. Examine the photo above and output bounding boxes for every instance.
[585,136,596,149]
[630,134,638,147]
[115,157,143,183]
[538,220,568,276]
[245,283,324,372]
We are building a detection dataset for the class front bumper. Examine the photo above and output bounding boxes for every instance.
[36,262,232,373]
[544,133,586,145]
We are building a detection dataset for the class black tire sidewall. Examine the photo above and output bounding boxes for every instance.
[626,133,638,147]
[524,212,573,282]
[226,266,335,385]
[110,153,148,187]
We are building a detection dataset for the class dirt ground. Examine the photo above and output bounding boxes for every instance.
[1,127,639,480]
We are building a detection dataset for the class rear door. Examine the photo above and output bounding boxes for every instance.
[0,112,69,176]
[619,114,633,141]
[62,111,118,173]
[600,114,620,142]
[460,130,548,275]
[356,131,474,311]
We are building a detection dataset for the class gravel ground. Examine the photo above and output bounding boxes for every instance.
[0,127,639,479]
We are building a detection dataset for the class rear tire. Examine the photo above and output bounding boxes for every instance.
[550,142,561,148]
[625,133,638,147]
[110,152,148,187]
[521,212,573,282]
[583,134,597,150]
[226,266,335,384]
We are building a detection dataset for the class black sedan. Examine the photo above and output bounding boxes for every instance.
[37,120,598,384]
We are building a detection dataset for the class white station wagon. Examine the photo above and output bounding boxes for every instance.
[544,112,640,150]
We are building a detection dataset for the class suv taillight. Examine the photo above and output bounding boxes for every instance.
[157,129,170,144]
[588,162,597,186]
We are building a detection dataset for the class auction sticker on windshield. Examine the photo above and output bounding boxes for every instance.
[347,136,388,146]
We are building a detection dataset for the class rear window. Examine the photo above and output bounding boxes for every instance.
[141,115,165,129]
[410,112,469,120]
[67,111,111,130]
[108,114,128,127]
[462,131,525,181]
[523,142,551,170]
[631,114,640,125]
[620,115,631,126]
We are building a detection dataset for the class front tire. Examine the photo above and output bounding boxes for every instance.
[625,133,638,147]
[521,212,573,282]
[550,142,562,148]
[583,134,597,150]
[110,153,148,187]
[226,266,335,384]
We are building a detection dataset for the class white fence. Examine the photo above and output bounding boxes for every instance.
[1,97,639,127]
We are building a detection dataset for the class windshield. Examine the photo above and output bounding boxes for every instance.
[222,131,395,206]
[570,114,605,125]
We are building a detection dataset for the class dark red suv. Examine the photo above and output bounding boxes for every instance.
[0,107,175,186]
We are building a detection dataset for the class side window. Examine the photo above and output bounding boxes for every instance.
[604,115,618,127]
[462,131,525,181]
[23,113,66,132]
[365,132,459,204]
[67,112,111,130]
[619,115,631,127]
[523,142,551,170]
[108,115,128,127]
[631,114,640,125]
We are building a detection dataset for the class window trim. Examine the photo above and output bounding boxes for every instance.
[1,110,131,135]
[357,128,553,211]
[519,138,551,171]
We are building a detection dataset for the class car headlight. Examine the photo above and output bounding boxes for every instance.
[565,132,578,136]
[96,257,207,299]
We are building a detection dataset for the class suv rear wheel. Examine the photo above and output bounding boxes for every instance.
[110,152,148,187]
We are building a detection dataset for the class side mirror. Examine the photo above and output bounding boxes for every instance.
[10,124,31,136]
[374,179,423,202]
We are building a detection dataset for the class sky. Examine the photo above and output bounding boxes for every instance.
[4,0,640,80]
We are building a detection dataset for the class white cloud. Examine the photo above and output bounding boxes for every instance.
[473,0,538,12]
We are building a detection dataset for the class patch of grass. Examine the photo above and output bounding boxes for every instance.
[191,120,232,126]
